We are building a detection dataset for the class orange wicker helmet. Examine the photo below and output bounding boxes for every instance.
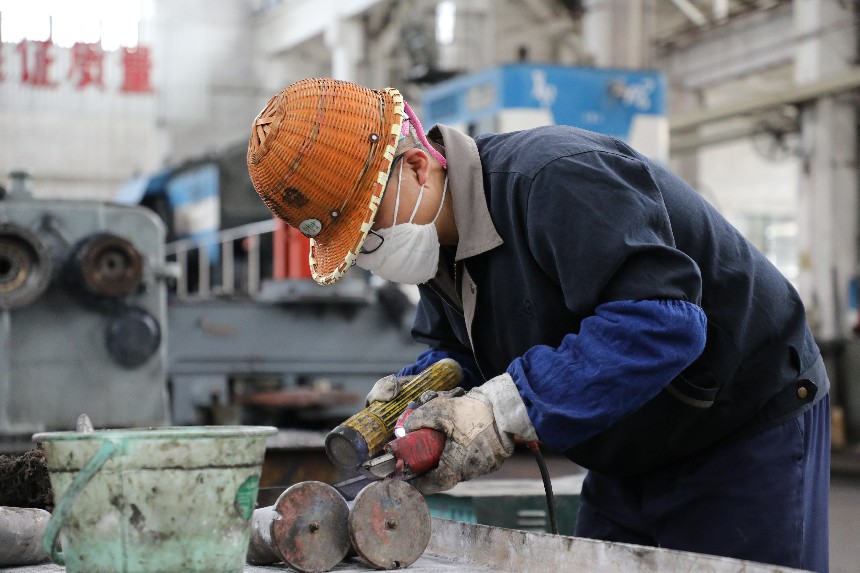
[247,78,405,285]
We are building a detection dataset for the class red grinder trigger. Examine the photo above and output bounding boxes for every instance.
[360,408,446,481]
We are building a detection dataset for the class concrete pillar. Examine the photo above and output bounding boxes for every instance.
[794,0,858,341]
[433,0,493,75]
[582,0,650,68]
[326,17,364,83]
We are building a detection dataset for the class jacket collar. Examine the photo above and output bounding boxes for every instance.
[427,125,503,261]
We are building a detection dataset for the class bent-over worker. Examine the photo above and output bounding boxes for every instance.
[246,78,830,572]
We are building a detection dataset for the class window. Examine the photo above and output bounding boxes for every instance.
[0,0,145,50]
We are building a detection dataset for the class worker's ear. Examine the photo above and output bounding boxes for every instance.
[401,148,431,187]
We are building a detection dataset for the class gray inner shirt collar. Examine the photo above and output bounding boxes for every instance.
[428,125,504,261]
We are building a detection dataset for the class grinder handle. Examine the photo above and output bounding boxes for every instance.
[385,415,446,479]
[326,358,462,469]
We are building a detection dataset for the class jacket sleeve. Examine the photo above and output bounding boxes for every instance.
[509,150,707,451]
[397,348,482,389]
[509,299,706,451]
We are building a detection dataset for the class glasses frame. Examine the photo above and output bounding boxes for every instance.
[358,152,408,255]
[360,229,384,254]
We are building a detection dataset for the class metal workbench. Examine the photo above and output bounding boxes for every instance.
[0,517,809,573]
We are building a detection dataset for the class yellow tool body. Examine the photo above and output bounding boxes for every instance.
[325,358,463,469]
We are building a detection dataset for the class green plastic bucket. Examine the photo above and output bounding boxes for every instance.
[33,425,277,573]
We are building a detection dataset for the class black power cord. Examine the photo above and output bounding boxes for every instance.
[526,440,559,535]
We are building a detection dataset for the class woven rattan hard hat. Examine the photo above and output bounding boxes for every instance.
[247,78,405,285]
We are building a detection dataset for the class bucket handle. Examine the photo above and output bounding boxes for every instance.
[42,440,117,566]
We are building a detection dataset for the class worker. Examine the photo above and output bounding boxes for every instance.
[247,78,830,572]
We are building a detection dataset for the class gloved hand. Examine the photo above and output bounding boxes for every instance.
[417,387,465,403]
[404,373,538,494]
[365,374,414,406]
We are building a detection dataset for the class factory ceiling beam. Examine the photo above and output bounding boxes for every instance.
[254,0,385,56]
[712,0,730,21]
[670,67,860,133]
[668,0,709,26]
[660,2,794,87]
[519,0,558,21]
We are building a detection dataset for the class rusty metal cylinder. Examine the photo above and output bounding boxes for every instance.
[247,505,281,565]
[248,479,432,572]
[0,506,52,566]
[247,481,351,573]
[348,480,432,570]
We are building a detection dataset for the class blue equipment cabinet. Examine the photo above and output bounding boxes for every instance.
[421,64,668,161]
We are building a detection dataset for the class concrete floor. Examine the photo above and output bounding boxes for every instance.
[830,476,860,573]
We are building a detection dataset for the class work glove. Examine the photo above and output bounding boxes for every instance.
[404,373,538,494]
[365,374,465,407]
[365,374,414,406]
[417,387,466,403]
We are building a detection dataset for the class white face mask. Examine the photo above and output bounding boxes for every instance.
[356,161,448,285]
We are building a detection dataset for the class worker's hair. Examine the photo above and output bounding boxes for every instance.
[395,130,429,156]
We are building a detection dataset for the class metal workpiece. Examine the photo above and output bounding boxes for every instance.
[248,481,351,573]
[348,480,432,570]
[249,480,433,572]
[247,506,280,565]
[0,507,51,567]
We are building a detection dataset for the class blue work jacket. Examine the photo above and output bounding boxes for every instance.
[402,124,826,476]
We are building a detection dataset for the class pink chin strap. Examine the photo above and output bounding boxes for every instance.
[402,101,448,169]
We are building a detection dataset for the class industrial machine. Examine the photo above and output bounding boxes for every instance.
[165,276,425,429]
[0,153,425,451]
[0,172,171,447]
[421,63,668,161]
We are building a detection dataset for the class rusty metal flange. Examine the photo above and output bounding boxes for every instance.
[348,480,431,569]
[271,480,351,573]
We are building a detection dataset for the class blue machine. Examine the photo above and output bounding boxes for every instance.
[163,163,220,259]
[421,64,668,160]
[116,144,273,264]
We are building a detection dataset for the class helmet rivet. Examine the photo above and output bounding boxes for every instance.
[298,218,322,238]
[331,210,340,219]
[369,133,379,143]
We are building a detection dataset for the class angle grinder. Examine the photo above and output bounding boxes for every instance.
[325,358,463,470]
